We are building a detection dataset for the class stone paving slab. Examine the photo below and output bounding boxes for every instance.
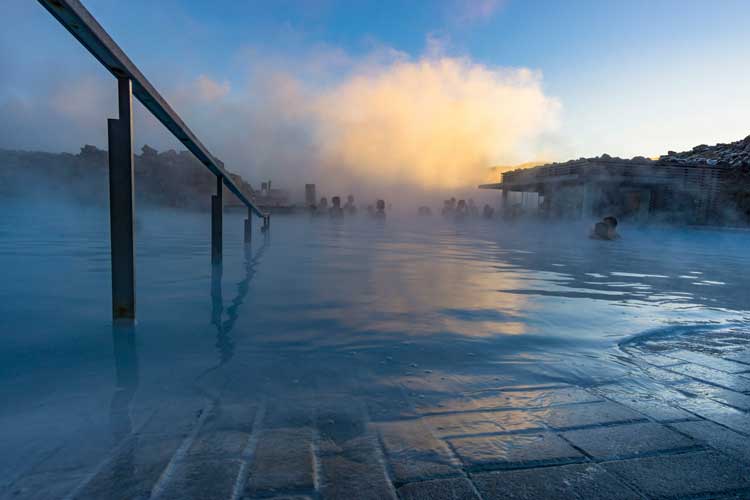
[449,432,584,470]
[663,350,750,374]
[411,395,479,416]
[397,477,481,500]
[21,430,121,476]
[472,463,642,500]
[481,409,547,433]
[484,386,603,409]
[318,433,398,500]
[364,389,420,421]
[675,398,750,435]
[677,380,750,411]
[262,398,316,429]
[667,363,750,393]
[670,420,750,464]
[561,422,699,460]
[725,349,750,365]
[539,401,646,430]
[602,450,750,499]
[138,398,207,437]
[631,352,686,367]
[245,427,315,497]
[260,496,313,500]
[10,332,750,499]
[72,434,186,500]
[202,403,257,433]
[156,458,242,500]
[186,430,250,460]
[1,471,88,500]
[375,419,460,484]
[594,383,695,422]
[422,412,506,438]
[637,365,691,385]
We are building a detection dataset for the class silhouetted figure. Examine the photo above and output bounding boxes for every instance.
[441,200,452,216]
[344,195,357,215]
[418,206,432,216]
[468,198,479,217]
[314,197,328,216]
[482,204,494,218]
[375,199,386,218]
[455,199,468,219]
[330,196,344,217]
[591,216,620,240]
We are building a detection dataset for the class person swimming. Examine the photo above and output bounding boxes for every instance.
[591,216,620,240]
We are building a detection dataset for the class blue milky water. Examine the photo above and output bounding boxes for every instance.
[1,198,749,484]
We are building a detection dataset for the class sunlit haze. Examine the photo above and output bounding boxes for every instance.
[3,0,749,195]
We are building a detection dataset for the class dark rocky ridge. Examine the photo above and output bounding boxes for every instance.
[657,135,750,168]
[0,144,257,209]
[508,135,750,172]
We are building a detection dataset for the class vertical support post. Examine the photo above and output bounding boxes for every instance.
[211,175,223,266]
[261,215,270,232]
[108,77,136,321]
[111,322,139,439]
[244,207,252,244]
[501,188,509,213]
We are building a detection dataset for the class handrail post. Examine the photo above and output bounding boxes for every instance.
[244,207,252,244]
[211,175,223,266]
[108,77,136,321]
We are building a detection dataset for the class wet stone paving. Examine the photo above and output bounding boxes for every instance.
[6,330,750,500]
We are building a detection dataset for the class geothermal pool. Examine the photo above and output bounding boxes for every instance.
[2,200,750,495]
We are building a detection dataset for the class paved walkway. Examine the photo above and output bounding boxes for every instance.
[6,330,750,500]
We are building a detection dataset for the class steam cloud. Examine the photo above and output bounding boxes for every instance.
[307,57,560,192]
[194,51,562,199]
[1,44,561,199]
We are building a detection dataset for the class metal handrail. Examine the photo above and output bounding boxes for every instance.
[38,0,268,219]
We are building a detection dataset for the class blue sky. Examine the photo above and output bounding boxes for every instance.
[2,0,749,189]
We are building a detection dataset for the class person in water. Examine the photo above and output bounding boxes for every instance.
[441,200,453,216]
[482,204,494,218]
[344,195,357,215]
[313,197,328,216]
[591,216,620,240]
[330,196,344,217]
[375,199,386,218]
[455,199,468,219]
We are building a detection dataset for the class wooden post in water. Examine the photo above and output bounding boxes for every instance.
[212,175,223,266]
[108,77,136,320]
